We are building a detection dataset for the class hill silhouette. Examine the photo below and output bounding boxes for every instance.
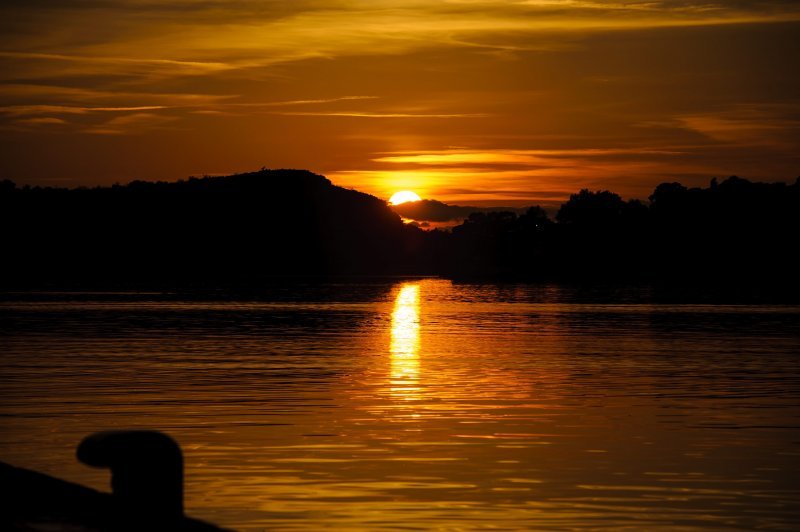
[0,169,428,287]
[1,171,798,296]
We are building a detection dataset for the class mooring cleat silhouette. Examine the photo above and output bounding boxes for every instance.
[77,430,185,525]
[0,430,225,531]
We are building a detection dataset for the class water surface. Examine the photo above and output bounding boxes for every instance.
[1,280,799,530]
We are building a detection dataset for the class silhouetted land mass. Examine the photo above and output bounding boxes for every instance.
[2,171,798,296]
[0,169,428,287]
[391,198,526,222]
[434,176,800,299]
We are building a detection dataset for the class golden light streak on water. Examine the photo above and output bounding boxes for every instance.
[389,283,420,399]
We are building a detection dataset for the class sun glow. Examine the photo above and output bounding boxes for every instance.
[388,190,422,205]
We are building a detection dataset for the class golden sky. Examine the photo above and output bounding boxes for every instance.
[1,1,799,208]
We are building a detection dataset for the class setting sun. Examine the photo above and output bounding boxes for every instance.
[389,191,422,205]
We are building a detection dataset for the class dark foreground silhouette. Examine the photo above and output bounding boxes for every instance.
[1,170,798,297]
[0,431,224,531]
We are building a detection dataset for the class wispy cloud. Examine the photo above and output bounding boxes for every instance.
[0,51,232,71]
[236,96,379,107]
[641,104,800,147]
[0,105,169,116]
[84,112,177,135]
[0,97,381,118]
[374,148,684,165]
[15,117,68,126]
[0,93,388,130]
[271,111,488,118]
[679,114,800,145]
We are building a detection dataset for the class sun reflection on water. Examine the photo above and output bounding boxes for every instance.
[390,283,420,399]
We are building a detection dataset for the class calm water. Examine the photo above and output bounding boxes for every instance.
[2,279,800,530]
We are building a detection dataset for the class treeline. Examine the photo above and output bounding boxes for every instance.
[433,176,800,286]
[1,171,798,290]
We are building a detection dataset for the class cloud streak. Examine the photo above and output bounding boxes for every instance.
[271,112,489,118]
[0,105,169,116]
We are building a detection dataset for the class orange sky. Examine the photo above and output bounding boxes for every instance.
[1,1,799,208]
